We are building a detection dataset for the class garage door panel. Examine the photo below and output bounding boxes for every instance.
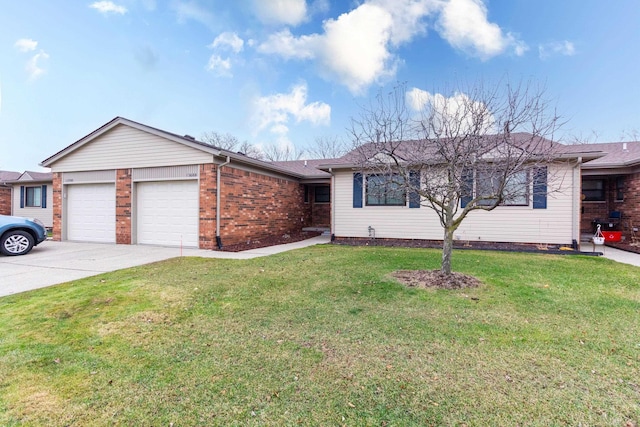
[137,181,198,247]
[67,184,115,243]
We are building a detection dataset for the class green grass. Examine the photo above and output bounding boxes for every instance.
[1,245,639,426]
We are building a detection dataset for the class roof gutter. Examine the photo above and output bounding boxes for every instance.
[216,156,231,249]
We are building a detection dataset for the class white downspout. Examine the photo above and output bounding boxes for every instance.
[329,168,335,240]
[216,156,231,249]
[574,157,582,249]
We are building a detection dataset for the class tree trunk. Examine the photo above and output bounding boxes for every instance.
[441,226,454,275]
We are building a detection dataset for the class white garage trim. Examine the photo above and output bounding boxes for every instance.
[136,180,199,247]
[66,183,116,243]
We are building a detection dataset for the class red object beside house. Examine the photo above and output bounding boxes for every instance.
[603,231,622,242]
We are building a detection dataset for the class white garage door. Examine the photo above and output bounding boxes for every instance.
[67,184,116,243]
[137,180,199,247]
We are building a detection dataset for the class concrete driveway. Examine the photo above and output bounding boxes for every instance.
[0,236,330,297]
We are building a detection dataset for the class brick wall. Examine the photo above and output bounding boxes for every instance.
[199,164,217,249]
[0,186,11,215]
[217,166,310,247]
[312,202,330,227]
[580,173,640,235]
[52,173,62,241]
[116,169,132,244]
[620,172,640,229]
[581,201,608,233]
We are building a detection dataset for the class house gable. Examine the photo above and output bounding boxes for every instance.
[44,123,215,172]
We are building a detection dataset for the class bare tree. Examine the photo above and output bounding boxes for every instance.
[200,131,241,149]
[350,81,564,275]
[307,135,349,159]
[200,131,265,160]
[620,129,640,142]
[563,130,601,145]
[262,143,306,161]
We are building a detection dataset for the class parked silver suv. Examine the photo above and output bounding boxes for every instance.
[0,215,47,256]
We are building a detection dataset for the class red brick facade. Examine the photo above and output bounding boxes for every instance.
[217,166,311,247]
[581,173,640,236]
[52,173,62,241]
[619,172,640,229]
[199,164,217,250]
[0,186,11,215]
[116,169,132,244]
[311,202,330,227]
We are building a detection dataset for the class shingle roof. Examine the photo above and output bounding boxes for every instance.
[561,141,640,169]
[20,171,53,181]
[270,159,337,178]
[318,133,590,169]
[0,170,21,183]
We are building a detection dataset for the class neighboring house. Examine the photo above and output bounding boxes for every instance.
[8,171,54,228]
[1,170,53,228]
[0,170,21,216]
[40,117,330,249]
[319,136,600,247]
[563,141,640,236]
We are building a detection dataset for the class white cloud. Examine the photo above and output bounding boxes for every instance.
[258,29,318,60]
[538,40,576,60]
[317,4,397,94]
[406,87,495,134]
[89,1,128,15]
[172,0,215,27]
[436,0,524,59]
[258,3,398,94]
[253,0,308,26]
[26,50,50,80]
[258,0,525,93]
[252,83,331,138]
[206,55,232,77]
[210,32,244,53]
[14,38,38,52]
[368,0,436,45]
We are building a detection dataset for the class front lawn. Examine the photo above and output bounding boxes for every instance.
[1,246,639,426]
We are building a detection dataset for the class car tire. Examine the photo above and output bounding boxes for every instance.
[1,230,35,256]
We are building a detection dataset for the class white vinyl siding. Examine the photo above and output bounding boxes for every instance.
[136,181,199,247]
[11,184,54,228]
[49,125,212,172]
[66,184,116,243]
[333,164,575,245]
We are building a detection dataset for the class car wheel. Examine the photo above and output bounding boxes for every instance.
[1,231,35,256]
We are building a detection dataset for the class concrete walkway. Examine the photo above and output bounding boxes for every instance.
[599,246,640,267]
[0,235,331,297]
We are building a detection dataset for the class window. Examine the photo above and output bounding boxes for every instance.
[304,185,309,203]
[25,186,42,207]
[616,176,624,201]
[502,171,529,206]
[314,185,330,203]
[582,179,605,201]
[366,174,406,206]
[476,170,501,206]
[476,170,528,206]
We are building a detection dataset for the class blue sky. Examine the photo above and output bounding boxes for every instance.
[1,0,639,172]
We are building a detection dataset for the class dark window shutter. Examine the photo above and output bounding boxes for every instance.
[409,170,420,208]
[20,186,25,208]
[533,167,547,209]
[41,185,47,209]
[353,173,363,208]
[460,169,474,208]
